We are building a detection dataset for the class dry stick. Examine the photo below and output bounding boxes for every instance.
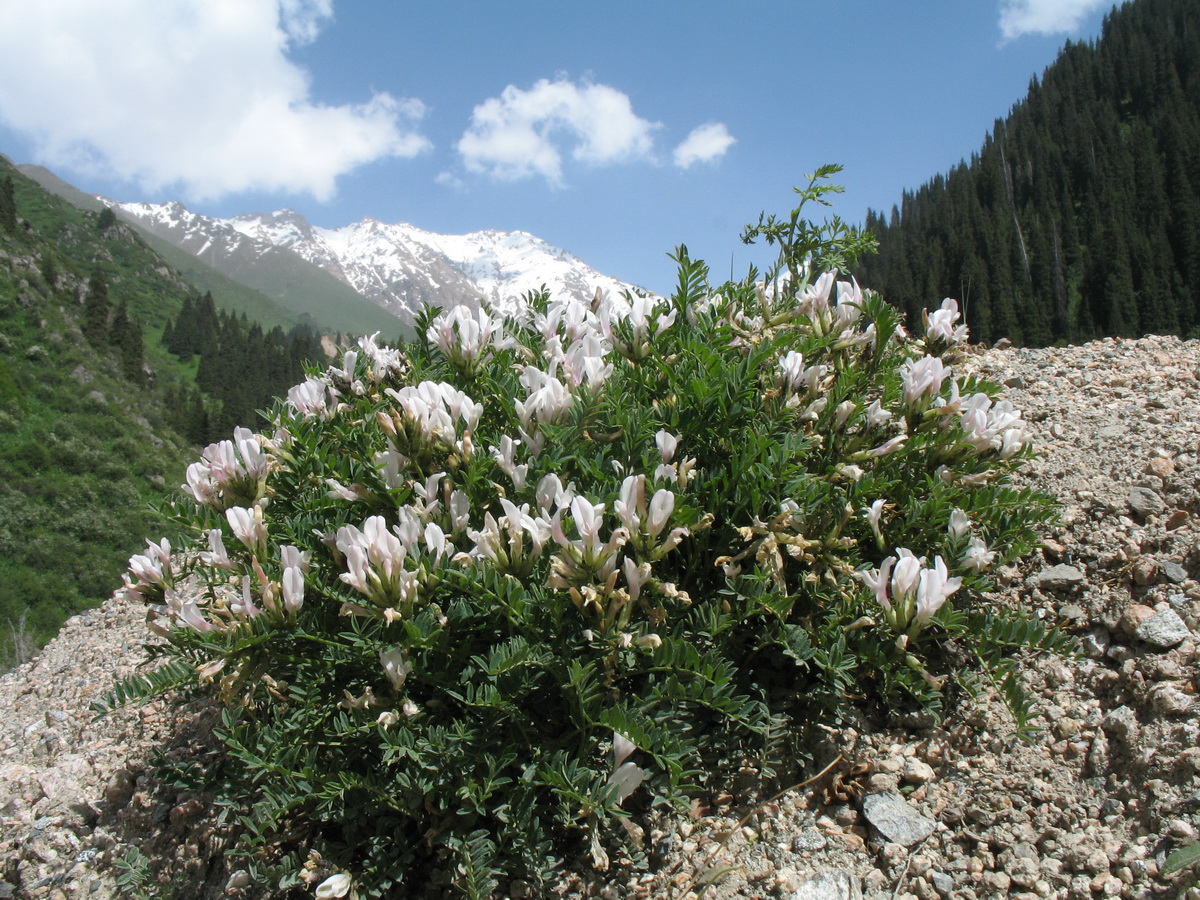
[670,753,845,899]
[890,834,931,900]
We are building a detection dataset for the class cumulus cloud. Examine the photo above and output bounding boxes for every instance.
[457,78,660,186]
[0,0,430,201]
[998,0,1110,41]
[673,122,736,169]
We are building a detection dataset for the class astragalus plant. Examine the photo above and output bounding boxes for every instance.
[109,171,1061,899]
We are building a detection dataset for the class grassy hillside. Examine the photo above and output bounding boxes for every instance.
[0,160,198,663]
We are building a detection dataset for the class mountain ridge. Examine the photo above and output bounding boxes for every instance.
[111,199,639,323]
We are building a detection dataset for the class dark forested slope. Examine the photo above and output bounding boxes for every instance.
[856,0,1200,346]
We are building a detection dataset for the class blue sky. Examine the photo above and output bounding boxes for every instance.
[0,0,1113,296]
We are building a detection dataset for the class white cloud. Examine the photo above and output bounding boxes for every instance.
[0,0,430,201]
[998,0,1109,41]
[457,78,660,186]
[673,122,736,169]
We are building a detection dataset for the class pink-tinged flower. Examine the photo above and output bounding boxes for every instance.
[613,731,636,768]
[865,399,893,429]
[423,522,448,566]
[923,298,969,347]
[536,473,572,515]
[429,304,495,374]
[183,427,272,511]
[777,350,806,392]
[226,505,267,556]
[606,731,646,805]
[890,548,923,603]
[286,376,338,419]
[961,536,996,572]
[914,556,961,624]
[122,537,173,603]
[863,499,886,546]
[797,271,836,321]
[336,516,418,609]
[862,434,907,458]
[562,332,612,390]
[232,576,262,619]
[490,435,528,491]
[516,366,573,432]
[402,699,419,717]
[959,394,1029,457]
[199,529,233,570]
[834,400,857,429]
[623,557,652,604]
[901,355,949,407]
[282,566,304,614]
[647,489,675,538]
[172,596,217,632]
[947,508,971,541]
[858,555,895,612]
[603,294,675,361]
[357,331,407,383]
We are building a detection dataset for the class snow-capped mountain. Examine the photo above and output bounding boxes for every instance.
[107,200,637,323]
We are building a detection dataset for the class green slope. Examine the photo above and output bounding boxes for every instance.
[0,157,197,662]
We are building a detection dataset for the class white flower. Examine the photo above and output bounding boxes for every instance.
[914,556,961,624]
[429,304,494,373]
[901,355,949,407]
[282,566,305,614]
[947,508,971,541]
[655,430,679,463]
[379,647,411,690]
[315,873,352,899]
[923,297,969,346]
[287,376,338,419]
[863,499,885,545]
[962,536,996,572]
[226,505,267,555]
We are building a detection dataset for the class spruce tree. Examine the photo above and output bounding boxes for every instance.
[0,176,16,232]
[83,268,112,349]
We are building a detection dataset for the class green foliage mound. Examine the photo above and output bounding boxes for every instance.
[111,174,1062,898]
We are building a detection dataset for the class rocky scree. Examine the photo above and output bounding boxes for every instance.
[1,334,1199,900]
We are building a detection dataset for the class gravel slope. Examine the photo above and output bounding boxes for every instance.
[2,335,1198,900]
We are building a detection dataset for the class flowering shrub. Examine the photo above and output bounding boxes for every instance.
[109,171,1061,898]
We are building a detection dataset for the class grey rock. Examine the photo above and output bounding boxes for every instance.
[861,791,936,846]
[1097,424,1124,440]
[1101,705,1138,740]
[1037,565,1087,592]
[1127,486,1166,519]
[1134,609,1191,649]
[1079,627,1111,659]
[1059,603,1087,622]
[787,870,862,900]
[930,872,954,897]
[1149,683,1194,715]
[1159,560,1188,584]
[791,826,828,852]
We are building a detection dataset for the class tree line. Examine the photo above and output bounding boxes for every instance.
[855,0,1200,346]
[161,291,327,443]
